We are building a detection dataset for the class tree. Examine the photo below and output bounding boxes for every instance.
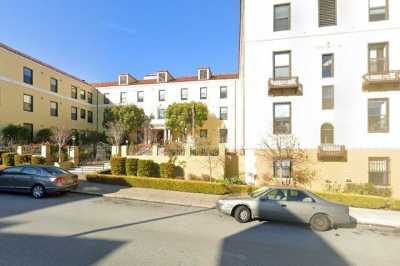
[1,124,31,146]
[165,102,208,141]
[262,134,315,186]
[106,121,128,146]
[35,128,53,143]
[51,125,72,163]
[103,105,147,132]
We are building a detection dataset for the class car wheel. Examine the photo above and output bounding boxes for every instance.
[234,206,252,223]
[31,185,45,199]
[310,214,331,231]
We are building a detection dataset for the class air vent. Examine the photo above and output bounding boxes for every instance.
[319,0,337,27]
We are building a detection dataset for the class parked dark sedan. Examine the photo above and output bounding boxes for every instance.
[217,186,353,231]
[0,165,78,199]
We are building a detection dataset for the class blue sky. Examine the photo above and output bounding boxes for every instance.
[0,0,240,82]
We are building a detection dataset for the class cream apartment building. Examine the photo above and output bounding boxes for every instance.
[240,0,400,196]
[94,69,240,150]
[0,43,103,141]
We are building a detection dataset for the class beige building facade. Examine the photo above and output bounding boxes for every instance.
[0,43,103,140]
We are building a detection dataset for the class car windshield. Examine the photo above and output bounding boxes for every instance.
[250,187,270,198]
[44,167,70,176]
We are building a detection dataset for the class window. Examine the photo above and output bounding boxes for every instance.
[80,109,86,119]
[200,87,207,100]
[50,78,58,93]
[159,90,166,101]
[368,98,389,133]
[119,75,128,85]
[158,108,165,119]
[368,43,388,74]
[22,167,41,176]
[50,101,58,117]
[322,54,334,78]
[220,107,228,120]
[80,89,86,100]
[120,92,127,104]
[181,88,188,100]
[369,0,388,21]
[220,86,228,99]
[2,166,23,174]
[23,94,33,112]
[273,102,291,134]
[88,111,93,123]
[71,86,77,99]
[199,69,209,80]
[264,189,287,201]
[319,0,337,27]
[158,72,167,83]
[322,86,334,110]
[273,51,291,79]
[321,123,334,144]
[287,190,314,203]
[87,92,93,104]
[369,157,390,186]
[273,160,292,179]
[71,106,78,120]
[200,129,208,139]
[274,4,290,31]
[23,123,33,142]
[23,67,33,85]
[219,129,228,143]
[137,91,144,102]
[104,93,110,104]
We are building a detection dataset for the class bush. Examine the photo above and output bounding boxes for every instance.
[159,163,176,178]
[344,183,392,197]
[316,192,388,209]
[0,150,7,165]
[31,156,46,165]
[35,128,53,143]
[137,160,156,177]
[1,153,16,166]
[218,177,246,185]
[389,199,400,211]
[59,161,75,170]
[125,158,138,176]
[14,154,32,165]
[110,157,126,175]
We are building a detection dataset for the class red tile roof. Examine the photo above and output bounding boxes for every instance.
[0,42,92,86]
[92,73,239,88]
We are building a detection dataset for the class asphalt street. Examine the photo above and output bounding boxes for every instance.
[0,192,399,266]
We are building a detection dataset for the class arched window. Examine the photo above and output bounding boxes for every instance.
[321,123,334,144]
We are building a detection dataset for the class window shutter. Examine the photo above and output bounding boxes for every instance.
[319,0,337,27]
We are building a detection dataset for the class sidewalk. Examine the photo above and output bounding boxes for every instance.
[74,180,400,228]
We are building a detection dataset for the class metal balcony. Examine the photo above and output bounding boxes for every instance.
[318,145,347,162]
[268,77,303,96]
[362,71,400,91]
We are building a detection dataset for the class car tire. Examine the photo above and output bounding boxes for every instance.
[31,185,45,199]
[234,206,252,223]
[310,214,331,231]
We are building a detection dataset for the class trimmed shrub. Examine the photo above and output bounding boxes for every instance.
[316,192,388,209]
[14,154,32,165]
[137,160,156,177]
[1,153,16,166]
[159,163,176,178]
[110,157,126,175]
[344,183,392,198]
[125,158,138,176]
[59,161,75,170]
[31,156,46,165]
[390,199,400,211]
[218,177,246,185]
[0,150,8,165]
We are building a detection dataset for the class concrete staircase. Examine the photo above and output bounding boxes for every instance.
[69,162,110,175]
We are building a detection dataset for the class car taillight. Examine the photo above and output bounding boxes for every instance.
[55,176,65,185]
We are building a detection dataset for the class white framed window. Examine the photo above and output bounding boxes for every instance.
[137,91,144,102]
[200,87,207,100]
[369,0,388,21]
[274,4,290,31]
[120,92,127,104]
[181,88,188,100]
[273,102,291,134]
[220,86,228,99]
[273,51,291,79]
[159,90,166,101]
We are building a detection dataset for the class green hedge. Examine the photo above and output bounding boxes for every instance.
[0,150,7,165]
[1,153,16,166]
[110,157,126,175]
[86,173,254,195]
[316,192,390,209]
[159,163,176,178]
[14,154,32,165]
[31,156,46,165]
[137,160,156,177]
[125,158,138,176]
[59,161,75,170]
[344,183,392,198]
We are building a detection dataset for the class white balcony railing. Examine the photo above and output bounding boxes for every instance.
[268,77,302,96]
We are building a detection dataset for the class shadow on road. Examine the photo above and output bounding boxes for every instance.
[218,221,351,266]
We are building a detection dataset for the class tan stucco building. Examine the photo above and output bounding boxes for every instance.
[0,43,103,140]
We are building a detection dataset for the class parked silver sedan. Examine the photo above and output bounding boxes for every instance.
[217,186,352,231]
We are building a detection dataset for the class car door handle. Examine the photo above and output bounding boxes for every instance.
[281,204,287,208]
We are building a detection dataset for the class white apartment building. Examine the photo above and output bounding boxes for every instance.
[240,0,400,196]
[94,68,240,150]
